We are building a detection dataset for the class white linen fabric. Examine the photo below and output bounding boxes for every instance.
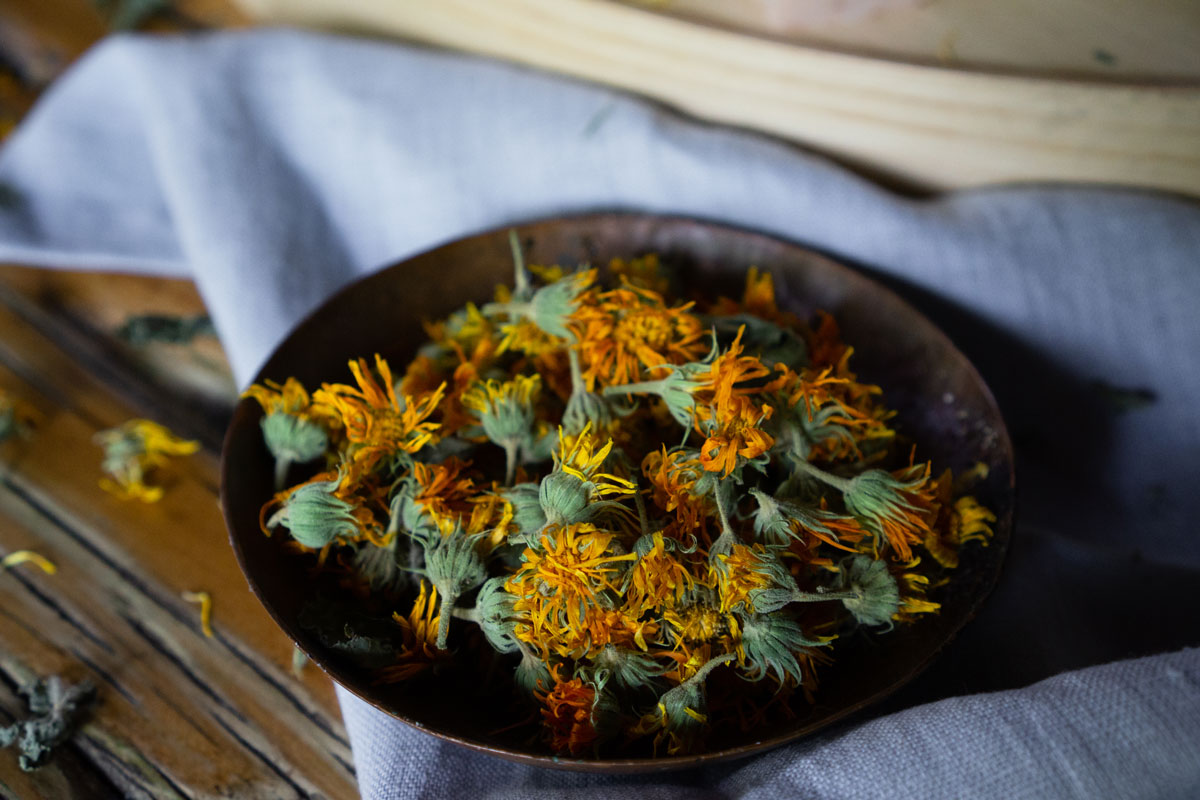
[0,29,1197,800]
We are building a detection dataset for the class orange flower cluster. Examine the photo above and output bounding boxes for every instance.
[246,245,994,758]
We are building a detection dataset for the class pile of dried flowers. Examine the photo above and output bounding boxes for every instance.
[246,235,994,757]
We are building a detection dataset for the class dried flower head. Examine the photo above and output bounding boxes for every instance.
[265,472,378,549]
[836,555,901,627]
[95,419,199,502]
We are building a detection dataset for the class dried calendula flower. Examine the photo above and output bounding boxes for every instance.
[642,653,734,756]
[588,643,663,691]
[313,355,445,473]
[835,555,901,628]
[467,575,521,654]
[537,424,635,526]
[792,459,935,560]
[265,472,379,549]
[379,581,445,682]
[243,377,337,490]
[537,668,601,756]
[736,612,826,684]
[95,419,199,502]
[484,267,594,343]
[461,374,543,484]
[421,528,488,649]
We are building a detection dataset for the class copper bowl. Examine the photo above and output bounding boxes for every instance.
[220,213,1014,772]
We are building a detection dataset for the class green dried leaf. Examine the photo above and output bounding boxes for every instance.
[0,676,95,772]
[298,598,397,669]
[116,313,214,345]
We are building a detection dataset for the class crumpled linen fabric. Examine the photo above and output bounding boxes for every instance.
[0,29,1197,800]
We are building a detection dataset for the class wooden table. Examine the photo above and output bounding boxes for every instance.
[0,3,358,797]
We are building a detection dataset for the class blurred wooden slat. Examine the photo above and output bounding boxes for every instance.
[0,1,355,794]
[0,266,237,410]
[234,0,1200,197]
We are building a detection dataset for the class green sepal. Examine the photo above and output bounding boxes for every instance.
[743,549,800,614]
[423,528,489,650]
[387,482,437,544]
[737,612,824,685]
[476,392,536,452]
[538,470,590,526]
[708,313,807,367]
[474,576,521,654]
[514,646,552,696]
[843,468,926,548]
[268,475,360,549]
[654,653,733,752]
[774,400,858,463]
[563,389,620,435]
[351,539,410,596]
[501,483,547,545]
[261,411,328,464]
[589,644,665,691]
[423,530,489,602]
[749,488,855,548]
[838,555,900,627]
[528,273,587,340]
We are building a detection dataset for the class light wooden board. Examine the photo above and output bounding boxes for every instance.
[235,0,1200,197]
[643,0,1200,82]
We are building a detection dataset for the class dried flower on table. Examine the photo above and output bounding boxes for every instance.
[95,419,199,502]
[248,237,995,757]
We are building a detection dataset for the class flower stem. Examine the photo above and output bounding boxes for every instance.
[503,441,519,487]
[481,300,532,321]
[792,457,854,493]
[509,229,529,297]
[711,482,738,554]
[686,652,736,687]
[633,487,651,538]
[602,379,665,397]
[436,591,457,650]
[273,455,293,492]
[567,349,585,395]
[451,606,481,624]
[791,589,858,604]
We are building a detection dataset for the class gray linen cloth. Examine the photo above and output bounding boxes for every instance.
[0,29,1197,799]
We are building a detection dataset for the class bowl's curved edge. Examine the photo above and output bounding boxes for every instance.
[221,211,1015,773]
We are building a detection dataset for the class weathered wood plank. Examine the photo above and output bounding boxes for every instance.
[0,293,356,797]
